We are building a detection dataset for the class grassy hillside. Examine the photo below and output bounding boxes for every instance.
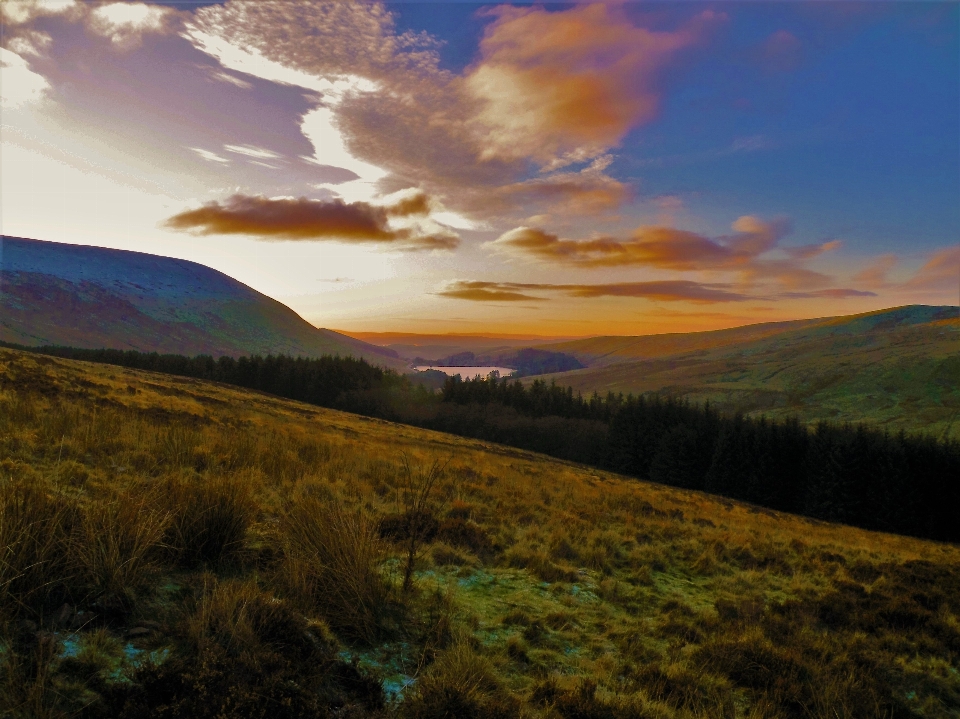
[531,306,960,440]
[0,236,408,372]
[2,347,959,718]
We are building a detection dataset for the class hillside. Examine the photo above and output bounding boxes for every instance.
[0,236,407,371]
[2,346,959,718]
[342,332,563,364]
[531,305,960,439]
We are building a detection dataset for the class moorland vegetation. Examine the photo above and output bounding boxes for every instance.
[1,347,959,717]
[5,344,958,544]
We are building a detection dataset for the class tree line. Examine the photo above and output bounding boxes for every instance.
[6,342,958,543]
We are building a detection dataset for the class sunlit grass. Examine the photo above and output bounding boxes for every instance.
[1,347,959,718]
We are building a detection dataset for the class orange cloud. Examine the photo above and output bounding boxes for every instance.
[783,239,842,260]
[437,280,749,304]
[488,215,793,270]
[385,191,431,217]
[163,194,457,250]
[499,159,631,214]
[486,217,859,294]
[464,3,721,166]
[904,246,960,291]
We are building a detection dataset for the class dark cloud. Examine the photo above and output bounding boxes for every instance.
[437,280,749,304]
[435,281,545,302]
[162,193,457,250]
[779,288,877,299]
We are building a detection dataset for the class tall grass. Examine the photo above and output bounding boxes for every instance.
[0,477,75,619]
[160,472,256,568]
[279,493,388,642]
[71,493,169,605]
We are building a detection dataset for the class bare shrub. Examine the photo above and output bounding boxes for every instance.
[396,456,448,592]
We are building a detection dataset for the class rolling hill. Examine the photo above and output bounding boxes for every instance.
[1,346,959,717]
[531,305,960,438]
[0,235,408,371]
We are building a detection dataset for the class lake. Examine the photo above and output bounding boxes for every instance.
[413,366,516,378]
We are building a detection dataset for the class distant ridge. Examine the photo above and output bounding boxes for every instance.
[529,304,960,439]
[0,236,407,370]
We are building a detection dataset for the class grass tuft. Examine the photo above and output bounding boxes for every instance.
[280,493,389,642]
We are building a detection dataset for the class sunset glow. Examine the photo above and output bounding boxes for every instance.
[2,0,957,335]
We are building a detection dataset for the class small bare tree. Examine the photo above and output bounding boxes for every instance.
[397,454,449,593]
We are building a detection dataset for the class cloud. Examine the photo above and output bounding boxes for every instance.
[779,288,877,299]
[436,280,749,304]
[211,71,252,89]
[498,157,631,214]
[162,193,457,251]
[488,215,795,271]
[783,239,842,260]
[435,281,545,302]
[89,2,173,48]
[848,247,957,299]
[463,4,722,167]
[183,1,711,221]
[7,30,53,58]
[0,0,77,25]
[853,253,898,287]
[485,216,857,294]
[224,144,282,160]
[190,148,230,164]
[385,191,431,217]
[0,48,50,109]
[903,246,960,292]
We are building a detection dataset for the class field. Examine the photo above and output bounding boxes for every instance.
[2,346,959,718]
[532,306,960,440]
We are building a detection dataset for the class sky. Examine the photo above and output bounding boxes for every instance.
[1,0,957,337]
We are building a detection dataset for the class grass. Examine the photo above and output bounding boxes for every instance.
[533,306,960,440]
[1,346,959,717]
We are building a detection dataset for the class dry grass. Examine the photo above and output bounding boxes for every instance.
[1,347,959,718]
[279,492,390,642]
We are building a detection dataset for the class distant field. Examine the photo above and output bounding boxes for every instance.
[531,305,960,439]
[2,347,959,717]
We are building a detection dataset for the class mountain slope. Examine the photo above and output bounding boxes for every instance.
[0,236,407,370]
[531,305,960,438]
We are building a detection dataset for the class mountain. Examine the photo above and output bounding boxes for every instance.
[0,236,408,371]
[529,305,960,438]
